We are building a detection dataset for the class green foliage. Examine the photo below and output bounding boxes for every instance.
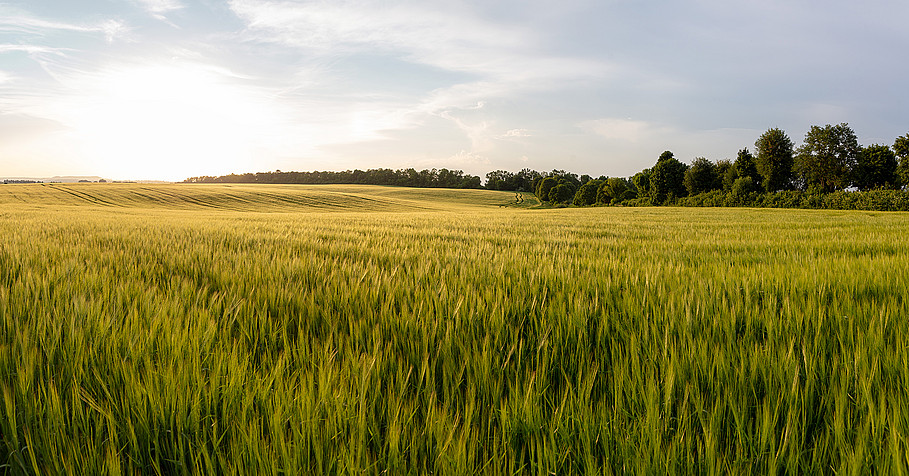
[795,123,860,192]
[548,182,576,204]
[894,133,909,187]
[755,128,795,192]
[722,165,738,192]
[855,144,898,190]
[486,169,543,192]
[187,167,483,189]
[684,157,720,196]
[536,172,581,204]
[536,177,558,202]
[632,169,652,196]
[596,177,631,204]
[572,179,602,206]
[734,148,761,189]
[649,152,688,204]
[731,176,760,202]
[715,159,734,192]
[4,187,909,473]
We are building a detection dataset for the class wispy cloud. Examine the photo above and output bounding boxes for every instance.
[580,118,666,143]
[0,44,69,55]
[0,11,127,43]
[228,0,610,104]
[228,0,527,66]
[133,0,185,21]
[498,129,532,139]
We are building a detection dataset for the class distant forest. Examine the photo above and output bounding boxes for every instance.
[184,168,482,189]
[185,124,909,211]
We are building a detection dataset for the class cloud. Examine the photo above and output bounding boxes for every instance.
[0,10,128,43]
[437,107,491,151]
[228,1,610,100]
[448,150,490,167]
[498,129,532,139]
[228,0,527,65]
[133,0,184,20]
[223,0,620,159]
[0,44,68,55]
[580,118,666,143]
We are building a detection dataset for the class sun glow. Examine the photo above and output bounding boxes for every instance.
[57,63,290,180]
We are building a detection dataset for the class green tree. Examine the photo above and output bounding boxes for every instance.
[536,177,558,202]
[730,176,759,204]
[573,179,602,206]
[734,148,760,184]
[715,159,734,192]
[794,123,859,192]
[855,144,898,190]
[485,170,513,191]
[632,169,651,197]
[649,151,688,204]
[894,133,909,187]
[597,177,630,204]
[754,128,794,192]
[549,182,576,203]
[683,157,720,195]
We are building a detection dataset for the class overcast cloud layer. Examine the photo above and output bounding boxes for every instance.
[1,0,907,181]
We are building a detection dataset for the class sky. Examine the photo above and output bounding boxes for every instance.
[1,0,908,182]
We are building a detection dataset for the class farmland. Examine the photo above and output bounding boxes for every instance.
[2,183,909,474]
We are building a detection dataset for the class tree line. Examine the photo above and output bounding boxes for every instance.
[182,124,909,211]
[184,168,482,189]
[527,124,909,210]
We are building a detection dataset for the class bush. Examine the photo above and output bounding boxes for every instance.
[573,180,602,206]
[549,183,576,204]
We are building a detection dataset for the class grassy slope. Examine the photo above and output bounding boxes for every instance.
[1,184,908,474]
[0,183,538,212]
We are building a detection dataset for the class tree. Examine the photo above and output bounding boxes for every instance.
[684,157,720,195]
[632,169,651,197]
[485,170,513,190]
[573,179,602,206]
[715,159,734,192]
[514,168,543,192]
[649,151,688,204]
[460,175,482,189]
[536,177,558,202]
[734,148,760,183]
[854,144,898,190]
[597,177,631,204]
[730,176,759,204]
[895,133,909,187]
[754,128,794,192]
[549,182,576,203]
[548,170,581,188]
[794,123,859,192]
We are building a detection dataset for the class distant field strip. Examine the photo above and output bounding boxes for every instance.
[0,183,531,212]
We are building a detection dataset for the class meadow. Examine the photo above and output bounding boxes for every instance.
[1,183,908,474]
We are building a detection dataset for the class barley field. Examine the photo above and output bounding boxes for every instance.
[1,183,908,474]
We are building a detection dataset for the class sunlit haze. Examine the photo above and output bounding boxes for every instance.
[2,1,908,181]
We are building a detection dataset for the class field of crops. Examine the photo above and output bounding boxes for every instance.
[2,183,908,474]
[0,182,529,212]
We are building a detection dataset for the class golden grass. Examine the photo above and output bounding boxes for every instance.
[0,183,536,212]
